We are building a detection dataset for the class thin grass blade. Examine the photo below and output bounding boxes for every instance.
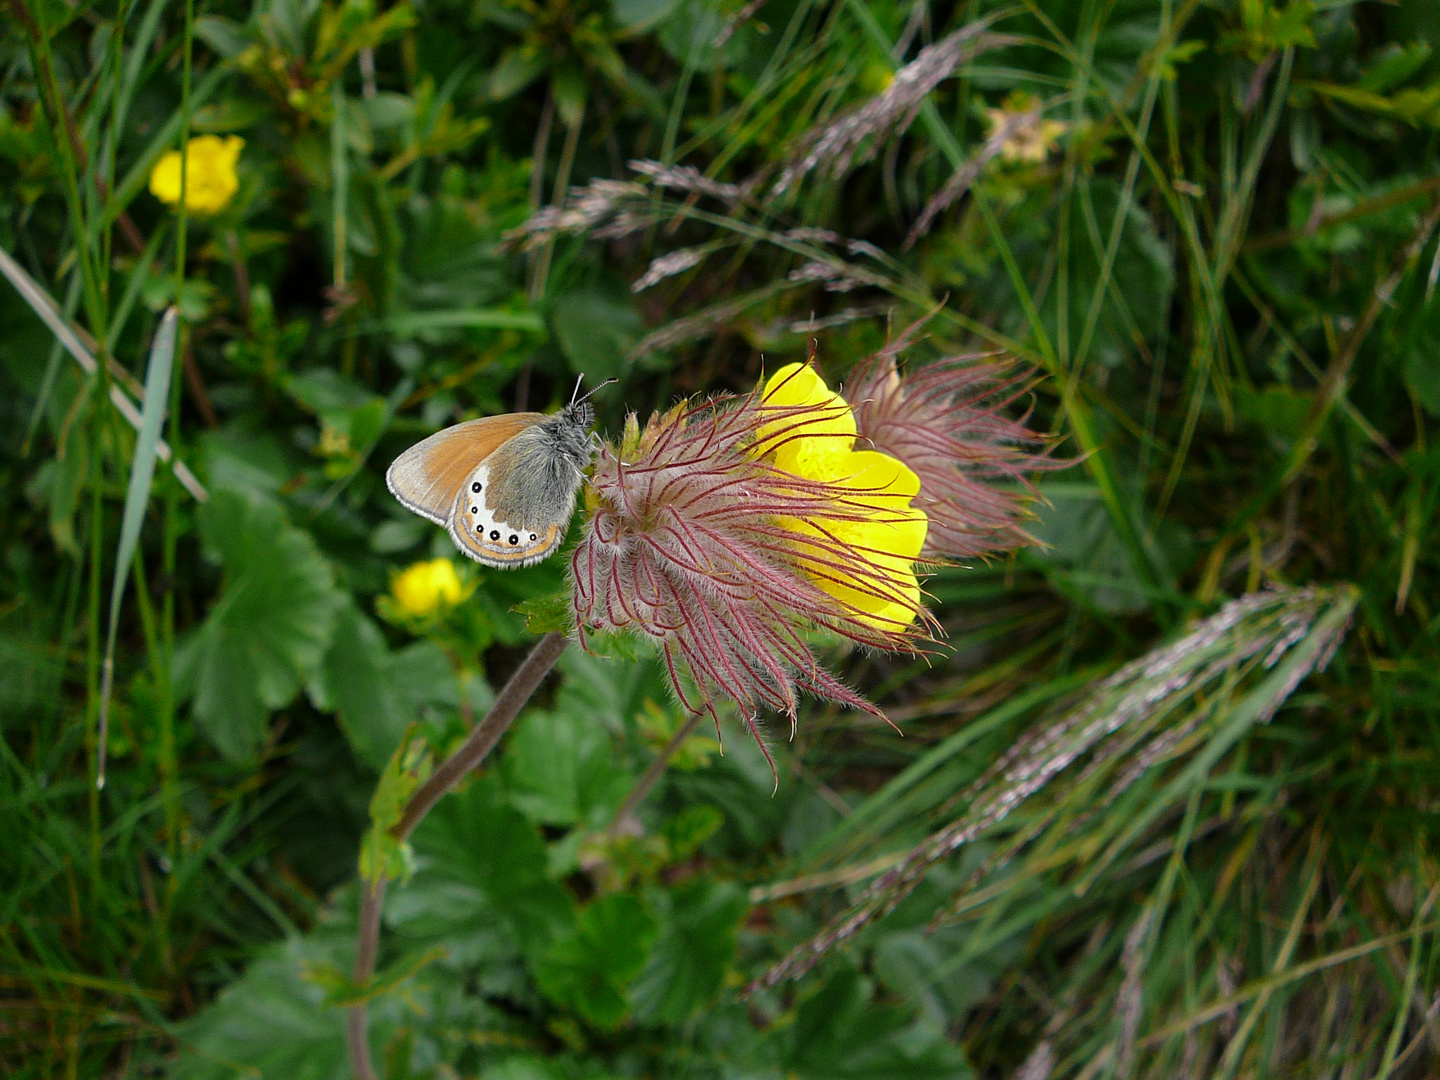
[748,584,1359,994]
[0,243,207,502]
[97,306,178,789]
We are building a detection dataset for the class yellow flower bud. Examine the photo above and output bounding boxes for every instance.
[148,134,244,215]
[389,558,468,618]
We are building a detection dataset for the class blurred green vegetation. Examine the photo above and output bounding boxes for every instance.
[2,0,1439,1077]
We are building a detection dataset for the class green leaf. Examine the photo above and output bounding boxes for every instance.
[171,932,353,1080]
[311,601,457,769]
[553,64,588,129]
[630,879,746,1025]
[550,283,643,383]
[178,489,342,761]
[1405,295,1440,416]
[199,425,297,498]
[870,928,1003,1028]
[502,707,632,827]
[32,439,89,557]
[661,803,723,860]
[610,0,678,34]
[488,47,548,101]
[555,647,668,735]
[286,367,377,414]
[390,775,574,961]
[171,902,493,1080]
[513,587,572,634]
[658,0,747,70]
[533,893,659,1028]
[306,944,448,1007]
[1358,41,1433,94]
[358,727,431,884]
[193,14,251,59]
[785,968,972,1080]
[361,90,417,130]
[1028,480,1191,615]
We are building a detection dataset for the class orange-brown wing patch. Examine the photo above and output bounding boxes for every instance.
[386,413,543,524]
[449,520,563,568]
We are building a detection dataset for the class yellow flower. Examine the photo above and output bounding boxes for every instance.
[760,363,928,631]
[985,93,1067,164]
[389,558,470,618]
[148,135,244,215]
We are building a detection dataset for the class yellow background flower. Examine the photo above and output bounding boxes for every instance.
[761,363,928,631]
[389,558,470,618]
[148,134,244,215]
[985,93,1066,164]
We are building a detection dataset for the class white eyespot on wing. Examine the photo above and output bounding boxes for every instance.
[447,463,566,569]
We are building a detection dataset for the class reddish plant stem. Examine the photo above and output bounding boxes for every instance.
[346,631,568,1080]
[606,711,703,837]
[346,878,387,1080]
[183,339,218,428]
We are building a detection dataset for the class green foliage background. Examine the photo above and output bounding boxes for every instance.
[2,0,1439,1077]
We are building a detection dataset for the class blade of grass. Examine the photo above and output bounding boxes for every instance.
[1223,194,1440,543]
[796,671,1094,869]
[104,220,169,356]
[1071,588,1358,898]
[1210,825,1327,1079]
[359,308,545,336]
[105,64,229,230]
[1141,920,1440,1047]
[1375,879,1439,1080]
[22,268,82,455]
[96,306,177,790]
[0,244,207,503]
[841,0,1170,601]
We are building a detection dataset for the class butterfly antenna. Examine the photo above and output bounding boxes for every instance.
[573,377,618,408]
[570,373,585,406]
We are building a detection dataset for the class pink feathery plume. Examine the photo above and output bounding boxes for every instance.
[570,389,932,774]
[848,337,1062,560]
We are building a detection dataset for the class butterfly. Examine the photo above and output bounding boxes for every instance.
[386,395,597,569]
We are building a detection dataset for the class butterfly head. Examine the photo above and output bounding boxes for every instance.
[541,399,597,476]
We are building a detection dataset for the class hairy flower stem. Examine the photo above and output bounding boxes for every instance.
[346,630,568,1080]
[346,881,386,1080]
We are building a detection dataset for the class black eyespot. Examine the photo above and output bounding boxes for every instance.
[471,482,481,493]
[509,534,519,545]
[489,530,500,541]
[470,506,478,514]
[529,533,537,541]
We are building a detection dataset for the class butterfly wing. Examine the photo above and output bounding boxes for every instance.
[448,469,568,568]
[446,435,577,568]
[385,413,544,524]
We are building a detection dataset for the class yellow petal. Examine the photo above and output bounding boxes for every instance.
[830,449,921,504]
[391,558,468,617]
[759,363,856,478]
[148,150,184,205]
[757,366,929,632]
[148,135,244,215]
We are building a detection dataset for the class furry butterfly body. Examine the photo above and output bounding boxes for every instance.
[386,402,595,568]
